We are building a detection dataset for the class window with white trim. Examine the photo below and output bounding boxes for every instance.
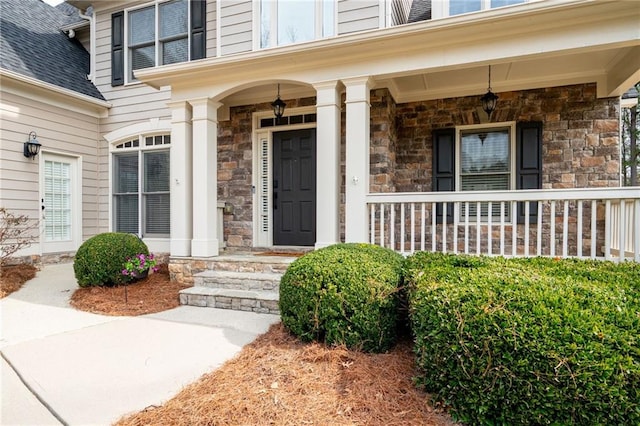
[113,135,170,237]
[259,0,335,49]
[127,0,189,81]
[458,126,513,217]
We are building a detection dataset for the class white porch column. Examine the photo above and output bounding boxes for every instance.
[168,101,193,256]
[189,98,221,257]
[343,77,372,243]
[313,80,342,248]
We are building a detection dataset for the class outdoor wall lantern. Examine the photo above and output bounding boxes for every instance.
[271,84,286,123]
[480,65,498,116]
[24,131,42,158]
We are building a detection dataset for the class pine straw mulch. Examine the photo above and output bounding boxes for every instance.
[70,264,192,316]
[116,322,458,426]
[0,263,38,298]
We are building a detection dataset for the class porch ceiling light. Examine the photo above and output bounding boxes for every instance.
[481,65,498,117]
[271,84,286,122]
[24,131,42,158]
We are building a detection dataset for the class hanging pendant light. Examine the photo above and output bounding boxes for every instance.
[271,84,286,123]
[480,65,498,116]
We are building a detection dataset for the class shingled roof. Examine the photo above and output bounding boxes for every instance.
[0,0,104,100]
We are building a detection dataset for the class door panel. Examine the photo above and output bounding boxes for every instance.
[41,153,80,253]
[273,129,316,246]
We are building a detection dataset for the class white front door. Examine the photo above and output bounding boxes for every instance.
[41,153,81,253]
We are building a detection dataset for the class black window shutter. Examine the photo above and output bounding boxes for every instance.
[432,128,455,223]
[516,121,543,224]
[111,11,124,86]
[190,0,206,60]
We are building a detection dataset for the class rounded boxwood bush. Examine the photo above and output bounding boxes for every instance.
[74,232,149,287]
[279,243,404,353]
[405,252,640,425]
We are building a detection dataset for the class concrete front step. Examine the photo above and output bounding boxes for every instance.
[179,287,280,314]
[194,270,283,292]
[205,254,296,274]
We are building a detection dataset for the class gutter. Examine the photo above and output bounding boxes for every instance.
[76,8,96,84]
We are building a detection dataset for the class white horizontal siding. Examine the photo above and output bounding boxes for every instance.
[206,0,217,57]
[338,0,381,34]
[0,90,101,242]
[220,0,252,56]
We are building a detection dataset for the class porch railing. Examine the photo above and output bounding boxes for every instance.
[366,187,640,261]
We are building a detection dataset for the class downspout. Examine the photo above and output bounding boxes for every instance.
[78,8,96,83]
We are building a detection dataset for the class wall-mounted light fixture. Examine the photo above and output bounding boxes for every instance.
[271,84,286,123]
[480,65,498,117]
[24,131,42,158]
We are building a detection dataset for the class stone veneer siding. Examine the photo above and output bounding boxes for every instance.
[215,83,619,252]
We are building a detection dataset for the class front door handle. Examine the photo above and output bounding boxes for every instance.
[273,192,278,210]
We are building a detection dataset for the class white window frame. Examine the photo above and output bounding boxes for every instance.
[124,0,191,84]
[111,134,171,239]
[455,122,516,220]
[253,0,336,50]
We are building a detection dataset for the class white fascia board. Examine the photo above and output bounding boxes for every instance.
[0,70,111,117]
[136,0,639,93]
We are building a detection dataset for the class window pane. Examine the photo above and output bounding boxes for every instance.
[160,0,187,39]
[129,6,155,45]
[461,174,510,192]
[260,0,271,48]
[461,130,509,174]
[144,151,170,192]
[114,153,138,193]
[492,0,525,7]
[322,0,334,37]
[131,45,155,73]
[115,194,139,233]
[277,0,314,46]
[450,0,481,15]
[145,193,170,234]
[162,37,188,65]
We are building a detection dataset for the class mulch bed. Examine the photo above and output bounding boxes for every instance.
[0,264,37,298]
[69,264,191,316]
[116,322,457,426]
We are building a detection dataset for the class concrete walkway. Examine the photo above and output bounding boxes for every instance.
[0,263,280,425]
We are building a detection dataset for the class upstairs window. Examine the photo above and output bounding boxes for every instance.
[435,0,526,19]
[112,0,206,85]
[259,0,335,49]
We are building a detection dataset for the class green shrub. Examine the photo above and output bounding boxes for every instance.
[74,232,149,287]
[406,253,640,425]
[279,243,404,352]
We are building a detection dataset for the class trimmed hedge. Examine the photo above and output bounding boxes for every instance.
[74,232,149,287]
[279,243,404,352]
[405,253,640,425]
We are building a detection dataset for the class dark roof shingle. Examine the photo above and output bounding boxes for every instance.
[0,0,104,100]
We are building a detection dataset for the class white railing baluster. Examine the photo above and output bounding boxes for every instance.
[605,200,611,260]
[619,199,626,261]
[562,200,569,258]
[591,200,597,259]
[410,203,415,254]
[550,201,556,257]
[577,201,583,258]
[420,203,425,251]
[400,203,405,255]
[512,201,517,257]
[442,202,447,253]
[635,200,640,262]
[431,202,436,253]
[524,201,530,257]
[500,202,505,256]
[536,201,542,256]
[390,203,396,251]
[487,201,493,256]
[464,202,470,254]
[476,201,481,255]
[370,204,375,244]
[453,202,459,254]
[380,204,385,248]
